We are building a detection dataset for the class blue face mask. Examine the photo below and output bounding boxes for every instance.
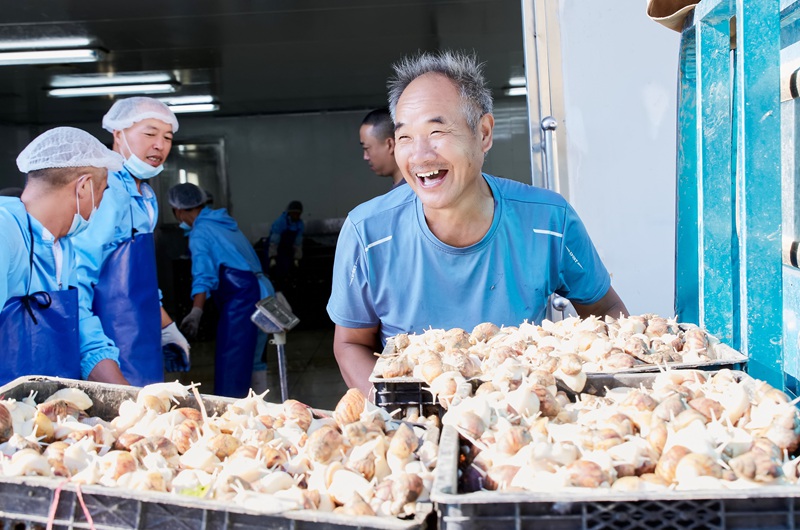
[179,221,192,233]
[121,131,164,180]
[67,176,96,238]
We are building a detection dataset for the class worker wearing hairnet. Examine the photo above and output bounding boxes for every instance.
[267,200,304,291]
[73,97,190,386]
[169,183,276,397]
[0,127,123,385]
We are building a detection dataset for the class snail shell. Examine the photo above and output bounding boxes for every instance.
[342,420,383,447]
[388,423,419,459]
[471,322,500,344]
[100,450,138,480]
[129,436,180,466]
[32,411,54,444]
[37,400,81,423]
[566,460,609,488]
[169,418,200,454]
[382,357,410,379]
[653,394,687,422]
[483,465,520,491]
[558,354,583,376]
[495,426,532,456]
[394,334,410,350]
[347,454,376,482]
[206,433,242,461]
[306,425,344,464]
[283,400,313,432]
[729,450,782,482]
[334,492,376,516]
[673,453,723,483]
[442,328,472,351]
[333,389,366,429]
[655,445,692,483]
[688,397,724,422]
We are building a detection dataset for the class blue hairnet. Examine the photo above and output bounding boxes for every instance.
[168,183,207,209]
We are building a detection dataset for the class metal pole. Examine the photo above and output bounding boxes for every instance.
[271,332,289,401]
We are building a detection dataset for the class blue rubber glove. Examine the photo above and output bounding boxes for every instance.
[163,343,191,372]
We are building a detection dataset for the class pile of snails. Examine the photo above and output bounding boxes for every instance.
[373,314,727,407]
[0,382,438,519]
[443,368,800,493]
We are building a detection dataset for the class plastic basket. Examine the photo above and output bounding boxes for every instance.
[0,376,432,530]
[432,425,800,530]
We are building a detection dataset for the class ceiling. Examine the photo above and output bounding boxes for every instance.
[0,0,525,126]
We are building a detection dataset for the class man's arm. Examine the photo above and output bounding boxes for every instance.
[571,285,629,320]
[333,324,380,398]
[87,358,129,385]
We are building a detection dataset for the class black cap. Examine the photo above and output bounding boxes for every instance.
[287,200,303,212]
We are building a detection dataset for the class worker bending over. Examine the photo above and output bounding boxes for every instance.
[170,183,276,397]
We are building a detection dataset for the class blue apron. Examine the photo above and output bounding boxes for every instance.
[276,228,299,272]
[0,218,81,385]
[213,265,260,398]
[92,230,162,386]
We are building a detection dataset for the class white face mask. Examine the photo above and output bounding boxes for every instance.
[66,175,96,237]
[121,130,164,180]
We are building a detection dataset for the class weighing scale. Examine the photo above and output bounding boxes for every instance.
[250,294,300,401]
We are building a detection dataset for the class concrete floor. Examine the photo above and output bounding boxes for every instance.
[166,325,349,411]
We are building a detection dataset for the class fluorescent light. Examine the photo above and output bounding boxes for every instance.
[508,76,526,87]
[169,103,219,114]
[48,83,177,98]
[0,37,92,51]
[51,72,173,88]
[504,87,527,97]
[0,49,102,66]
[159,95,214,105]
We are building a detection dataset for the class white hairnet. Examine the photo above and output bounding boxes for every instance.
[102,97,179,133]
[168,183,207,209]
[17,127,125,173]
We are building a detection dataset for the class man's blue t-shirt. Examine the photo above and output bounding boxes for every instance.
[326,174,611,345]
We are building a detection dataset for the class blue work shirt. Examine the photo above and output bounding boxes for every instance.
[326,174,612,345]
[0,198,77,307]
[187,207,275,299]
[73,167,159,378]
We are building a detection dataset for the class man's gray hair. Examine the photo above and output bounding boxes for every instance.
[387,50,493,131]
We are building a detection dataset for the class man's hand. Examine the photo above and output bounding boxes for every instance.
[269,257,277,268]
[293,259,300,268]
[180,307,203,339]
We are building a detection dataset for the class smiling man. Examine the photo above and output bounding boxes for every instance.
[327,51,628,396]
[74,97,190,386]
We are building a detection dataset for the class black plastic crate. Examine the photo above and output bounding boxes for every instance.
[433,424,800,530]
[0,376,432,530]
[373,379,439,420]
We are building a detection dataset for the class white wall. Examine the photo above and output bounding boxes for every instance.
[558,2,681,316]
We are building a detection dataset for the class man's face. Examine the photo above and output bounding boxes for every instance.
[393,73,493,211]
[359,124,396,177]
[114,118,174,167]
[287,211,301,222]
